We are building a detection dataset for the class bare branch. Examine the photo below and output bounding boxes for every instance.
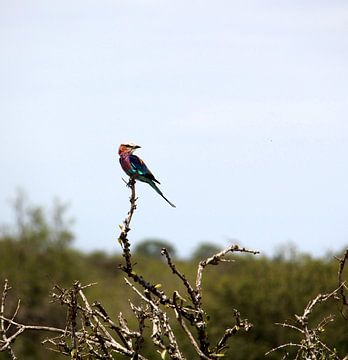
[161,248,198,308]
[1,176,262,359]
[215,310,253,353]
[265,342,303,356]
[336,248,348,309]
[125,278,185,360]
[196,244,260,303]
[267,282,345,359]
[173,306,212,360]
[118,177,137,273]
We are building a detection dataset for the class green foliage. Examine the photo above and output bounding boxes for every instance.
[134,238,176,260]
[0,195,82,360]
[191,242,222,260]
[0,197,347,359]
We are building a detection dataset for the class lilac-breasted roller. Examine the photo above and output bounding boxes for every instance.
[118,143,176,208]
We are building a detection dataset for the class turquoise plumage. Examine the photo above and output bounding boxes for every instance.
[118,143,176,208]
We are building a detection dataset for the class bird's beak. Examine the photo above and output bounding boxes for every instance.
[133,145,141,149]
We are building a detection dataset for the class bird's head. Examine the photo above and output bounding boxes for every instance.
[118,143,141,155]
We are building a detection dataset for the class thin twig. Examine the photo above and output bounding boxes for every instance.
[265,342,303,356]
[336,248,348,309]
[0,280,17,359]
[161,248,198,307]
[173,306,212,360]
[125,279,185,360]
[215,310,252,353]
[196,244,260,302]
[266,271,346,358]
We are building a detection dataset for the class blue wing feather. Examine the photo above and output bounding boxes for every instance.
[129,155,160,183]
[121,154,175,207]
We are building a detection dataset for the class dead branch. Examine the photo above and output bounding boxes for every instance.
[266,248,348,359]
[1,279,19,359]
[0,177,260,359]
[214,310,253,354]
[125,278,185,360]
[117,180,260,359]
[0,279,151,359]
[336,248,348,309]
[196,244,260,303]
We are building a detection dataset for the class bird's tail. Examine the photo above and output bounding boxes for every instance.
[148,180,176,208]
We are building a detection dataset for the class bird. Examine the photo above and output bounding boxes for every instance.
[118,143,176,208]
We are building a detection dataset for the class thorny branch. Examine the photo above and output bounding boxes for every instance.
[2,176,346,359]
[0,279,69,358]
[117,179,260,359]
[336,248,348,311]
[266,248,348,359]
[118,178,171,305]
[215,310,253,354]
[1,279,18,359]
[0,279,151,359]
[196,244,260,303]
[124,278,185,360]
[0,177,260,359]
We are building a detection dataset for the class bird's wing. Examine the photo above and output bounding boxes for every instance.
[129,155,160,183]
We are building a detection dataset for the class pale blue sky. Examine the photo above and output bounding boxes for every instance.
[0,0,347,257]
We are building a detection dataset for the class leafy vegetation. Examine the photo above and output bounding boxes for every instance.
[0,197,347,359]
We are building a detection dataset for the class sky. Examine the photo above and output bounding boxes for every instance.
[0,0,347,258]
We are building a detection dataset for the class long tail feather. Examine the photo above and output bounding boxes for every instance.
[148,180,176,208]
